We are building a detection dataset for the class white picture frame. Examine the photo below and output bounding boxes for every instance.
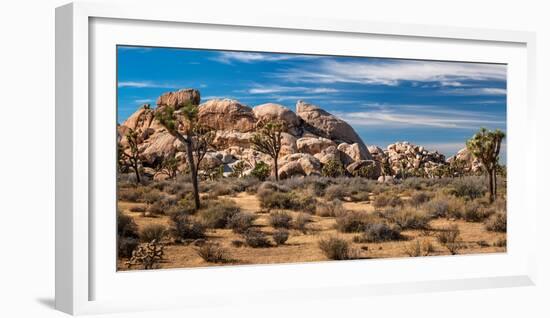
[55,1,537,315]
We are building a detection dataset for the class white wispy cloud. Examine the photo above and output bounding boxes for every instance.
[245,84,339,95]
[135,98,153,103]
[212,52,319,64]
[118,81,177,88]
[274,60,506,86]
[118,46,153,52]
[442,87,507,95]
[332,104,505,129]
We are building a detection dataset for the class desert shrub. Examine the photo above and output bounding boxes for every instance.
[462,201,492,222]
[141,189,163,204]
[494,237,507,247]
[258,189,313,212]
[147,200,167,215]
[354,223,402,243]
[117,211,139,238]
[257,181,291,195]
[322,159,345,178]
[451,177,486,200]
[386,207,430,230]
[171,214,206,240]
[318,237,352,260]
[485,212,507,232]
[437,225,462,255]
[373,192,403,208]
[117,236,140,258]
[273,229,290,245]
[227,212,257,234]
[422,193,463,219]
[118,187,144,202]
[403,239,434,257]
[316,199,346,217]
[199,199,240,228]
[324,184,347,200]
[293,213,311,233]
[140,224,167,243]
[335,212,373,233]
[269,211,293,228]
[292,192,317,213]
[117,211,139,257]
[410,192,432,207]
[196,243,229,263]
[401,177,425,190]
[129,205,146,213]
[243,228,271,248]
[251,161,271,181]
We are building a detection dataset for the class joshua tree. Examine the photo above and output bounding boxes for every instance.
[466,128,505,203]
[155,102,210,210]
[251,120,284,181]
[123,128,142,183]
[156,156,179,180]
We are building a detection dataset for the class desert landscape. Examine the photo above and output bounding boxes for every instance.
[116,88,507,270]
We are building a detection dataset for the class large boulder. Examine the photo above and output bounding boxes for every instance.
[338,142,366,165]
[156,88,201,108]
[278,153,321,179]
[198,99,256,132]
[296,136,336,155]
[346,160,381,179]
[212,131,253,149]
[314,145,340,164]
[296,100,371,159]
[280,133,298,157]
[139,131,182,166]
[253,103,302,136]
[447,147,483,173]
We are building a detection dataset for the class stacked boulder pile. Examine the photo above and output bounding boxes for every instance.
[117,88,379,180]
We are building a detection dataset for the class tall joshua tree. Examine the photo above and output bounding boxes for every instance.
[155,102,210,210]
[251,120,284,181]
[466,128,505,203]
[123,128,142,183]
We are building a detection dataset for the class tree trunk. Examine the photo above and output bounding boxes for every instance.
[132,161,141,184]
[274,154,279,182]
[488,168,495,203]
[492,168,498,202]
[184,140,200,210]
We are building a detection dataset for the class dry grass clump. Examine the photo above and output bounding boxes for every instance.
[451,176,486,200]
[403,239,434,257]
[272,229,290,245]
[494,237,507,247]
[353,222,402,243]
[243,228,271,248]
[485,212,507,232]
[258,186,316,212]
[140,224,167,243]
[196,243,230,263]
[269,211,293,228]
[373,192,403,208]
[410,191,432,207]
[318,236,353,260]
[203,177,261,197]
[436,225,462,255]
[227,212,257,234]
[335,211,375,233]
[170,214,206,240]
[324,184,347,200]
[462,201,493,222]
[118,187,145,202]
[316,199,346,217]
[198,199,240,228]
[422,193,463,219]
[129,205,146,213]
[293,213,311,233]
[386,207,430,230]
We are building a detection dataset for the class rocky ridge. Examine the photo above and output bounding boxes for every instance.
[118,88,476,181]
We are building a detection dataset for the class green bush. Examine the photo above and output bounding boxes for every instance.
[322,159,345,178]
[452,177,487,200]
[318,237,352,260]
[251,161,271,181]
[171,214,206,240]
[199,199,240,228]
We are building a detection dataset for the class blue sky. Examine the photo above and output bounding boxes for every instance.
[117,45,507,161]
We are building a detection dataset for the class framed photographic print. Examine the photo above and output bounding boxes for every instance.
[56,1,537,315]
